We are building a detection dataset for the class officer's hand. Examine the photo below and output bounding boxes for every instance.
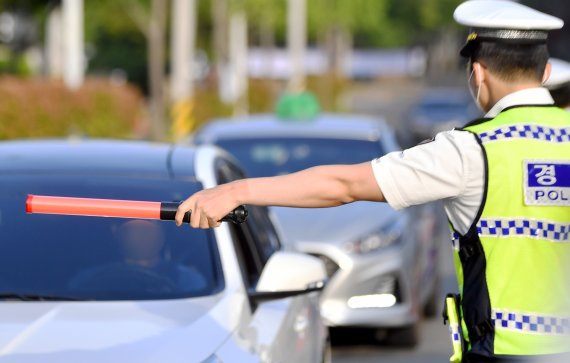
[175,183,239,229]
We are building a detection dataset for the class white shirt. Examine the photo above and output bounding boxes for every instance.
[371,87,555,234]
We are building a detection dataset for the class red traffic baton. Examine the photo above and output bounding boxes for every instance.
[26,195,248,224]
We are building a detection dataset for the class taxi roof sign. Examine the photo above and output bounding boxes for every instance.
[275,91,320,121]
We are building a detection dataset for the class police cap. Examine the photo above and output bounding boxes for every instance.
[454,0,564,58]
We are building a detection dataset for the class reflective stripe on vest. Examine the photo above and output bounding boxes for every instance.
[492,309,570,336]
[478,218,570,242]
[451,218,570,248]
[478,124,570,143]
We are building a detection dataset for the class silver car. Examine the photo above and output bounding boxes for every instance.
[193,114,445,346]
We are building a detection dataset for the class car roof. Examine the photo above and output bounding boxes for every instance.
[0,139,198,180]
[194,113,389,143]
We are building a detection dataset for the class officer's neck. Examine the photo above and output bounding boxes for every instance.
[483,76,543,113]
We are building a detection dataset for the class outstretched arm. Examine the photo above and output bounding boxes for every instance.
[175,162,385,228]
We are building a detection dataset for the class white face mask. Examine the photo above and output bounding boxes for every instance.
[468,68,483,111]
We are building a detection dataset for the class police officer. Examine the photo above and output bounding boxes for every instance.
[545,58,570,109]
[176,1,570,361]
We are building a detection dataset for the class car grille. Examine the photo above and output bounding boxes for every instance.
[310,254,340,278]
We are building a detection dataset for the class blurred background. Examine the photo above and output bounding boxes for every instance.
[0,0,567,143]
[0,0,471,144]
[1,1,569,362]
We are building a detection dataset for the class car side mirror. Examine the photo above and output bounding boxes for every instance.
[249,251,327,303]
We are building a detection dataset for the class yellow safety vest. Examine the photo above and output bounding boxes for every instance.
[450,105,570,360]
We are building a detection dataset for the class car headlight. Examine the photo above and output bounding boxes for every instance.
[344,228,402,255]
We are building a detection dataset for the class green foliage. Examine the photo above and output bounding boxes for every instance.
[244,0,284,25]
[239,0,462,47]
[306,0,462,47]
[83,0,150,92]
[0,53,31,76]
[88,28,148,92]
[0,0,48,12]
[244,0,286,40]
[84,0,149,40]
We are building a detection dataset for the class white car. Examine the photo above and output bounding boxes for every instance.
[0,140,329,363]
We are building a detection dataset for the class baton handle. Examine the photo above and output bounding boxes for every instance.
[160,202,248,224]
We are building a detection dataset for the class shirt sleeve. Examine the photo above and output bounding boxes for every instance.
[371,130,480,210]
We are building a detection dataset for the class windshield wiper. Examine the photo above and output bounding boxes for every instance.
[0,293,89,301]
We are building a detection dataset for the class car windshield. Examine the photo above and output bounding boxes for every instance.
[0,175,224,301]
[216,137,384,177]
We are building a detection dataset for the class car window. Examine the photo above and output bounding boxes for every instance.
[245,206,281,264]
[229,207,281,288]
[216,158,281,288]
[216,137,384,178]
[0,175,224,301]
[228,219,265,287]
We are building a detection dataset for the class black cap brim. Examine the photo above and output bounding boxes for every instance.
[460,40,477,58]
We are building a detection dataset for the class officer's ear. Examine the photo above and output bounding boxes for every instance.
[542,62,552,84]
[472,62,485,87]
